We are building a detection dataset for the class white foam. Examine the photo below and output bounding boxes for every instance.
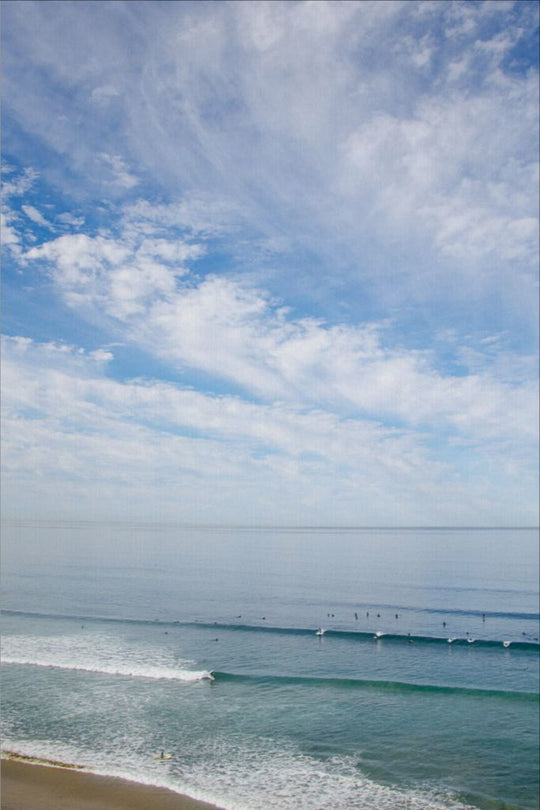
[178,743,480,810]
[1,633,211,682]
[0,736,482,810]
[0,635,487,810]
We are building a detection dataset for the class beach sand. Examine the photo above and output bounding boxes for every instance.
[1,758,225,810]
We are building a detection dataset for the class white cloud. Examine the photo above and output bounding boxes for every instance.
[23,220,539,450]
[2,167,40,258]
[57,212,85,228]
[122,197,243,239]
[21,204,53,228]
[99,153,139,190]
[1,1,538,526]
[90,84,120,105]
[2,335,536,525]
[4,1,537,299]
[25,223,202,317]
[1,165,39,197]
[1,210,23,257]
[342,76,539,278]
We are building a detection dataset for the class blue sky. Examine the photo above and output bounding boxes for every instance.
[2,0,538,526]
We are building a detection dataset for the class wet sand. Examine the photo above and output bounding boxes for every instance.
[1,758,224,810]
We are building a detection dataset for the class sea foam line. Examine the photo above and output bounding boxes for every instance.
[1,657,214,682]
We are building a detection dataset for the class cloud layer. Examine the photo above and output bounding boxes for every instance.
[1,0,538,525]
[3,333,536,526]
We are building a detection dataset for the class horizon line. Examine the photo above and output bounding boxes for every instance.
[1,518,538,531]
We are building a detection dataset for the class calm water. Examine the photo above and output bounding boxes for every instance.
[1,522,539,810]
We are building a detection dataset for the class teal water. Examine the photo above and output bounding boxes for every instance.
[1,523,539,809]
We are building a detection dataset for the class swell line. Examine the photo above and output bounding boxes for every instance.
[210,671,538,701]
[3,657,536,700]
[196,624,539,651]
[2,609,538,650]
[320,630,539,651]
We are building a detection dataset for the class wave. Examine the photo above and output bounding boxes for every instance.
[191,624,539,651]
[2,657,535,701]
[1,633,214,683]
[209,671,538,701]
[1,657,215,682]
[2,609,538,650]
[317,630,539,651]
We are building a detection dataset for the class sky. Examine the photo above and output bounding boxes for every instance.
[1,0,539,527]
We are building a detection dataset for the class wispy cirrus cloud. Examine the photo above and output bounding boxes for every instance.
[3,1,537,316]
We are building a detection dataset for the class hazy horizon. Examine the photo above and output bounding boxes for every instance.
[1,517,539,530]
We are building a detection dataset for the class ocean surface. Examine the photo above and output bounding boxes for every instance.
[1,522,539,810]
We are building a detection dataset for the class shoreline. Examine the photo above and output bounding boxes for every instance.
[1,756,226,810]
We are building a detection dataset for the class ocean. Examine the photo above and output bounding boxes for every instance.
[1,522,539,810]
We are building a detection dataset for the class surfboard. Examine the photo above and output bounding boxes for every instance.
[155,752,172,760]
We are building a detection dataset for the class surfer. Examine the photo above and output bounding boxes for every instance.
[355,612,358,620]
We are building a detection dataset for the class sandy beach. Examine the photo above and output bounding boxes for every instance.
[1,758,225,810]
